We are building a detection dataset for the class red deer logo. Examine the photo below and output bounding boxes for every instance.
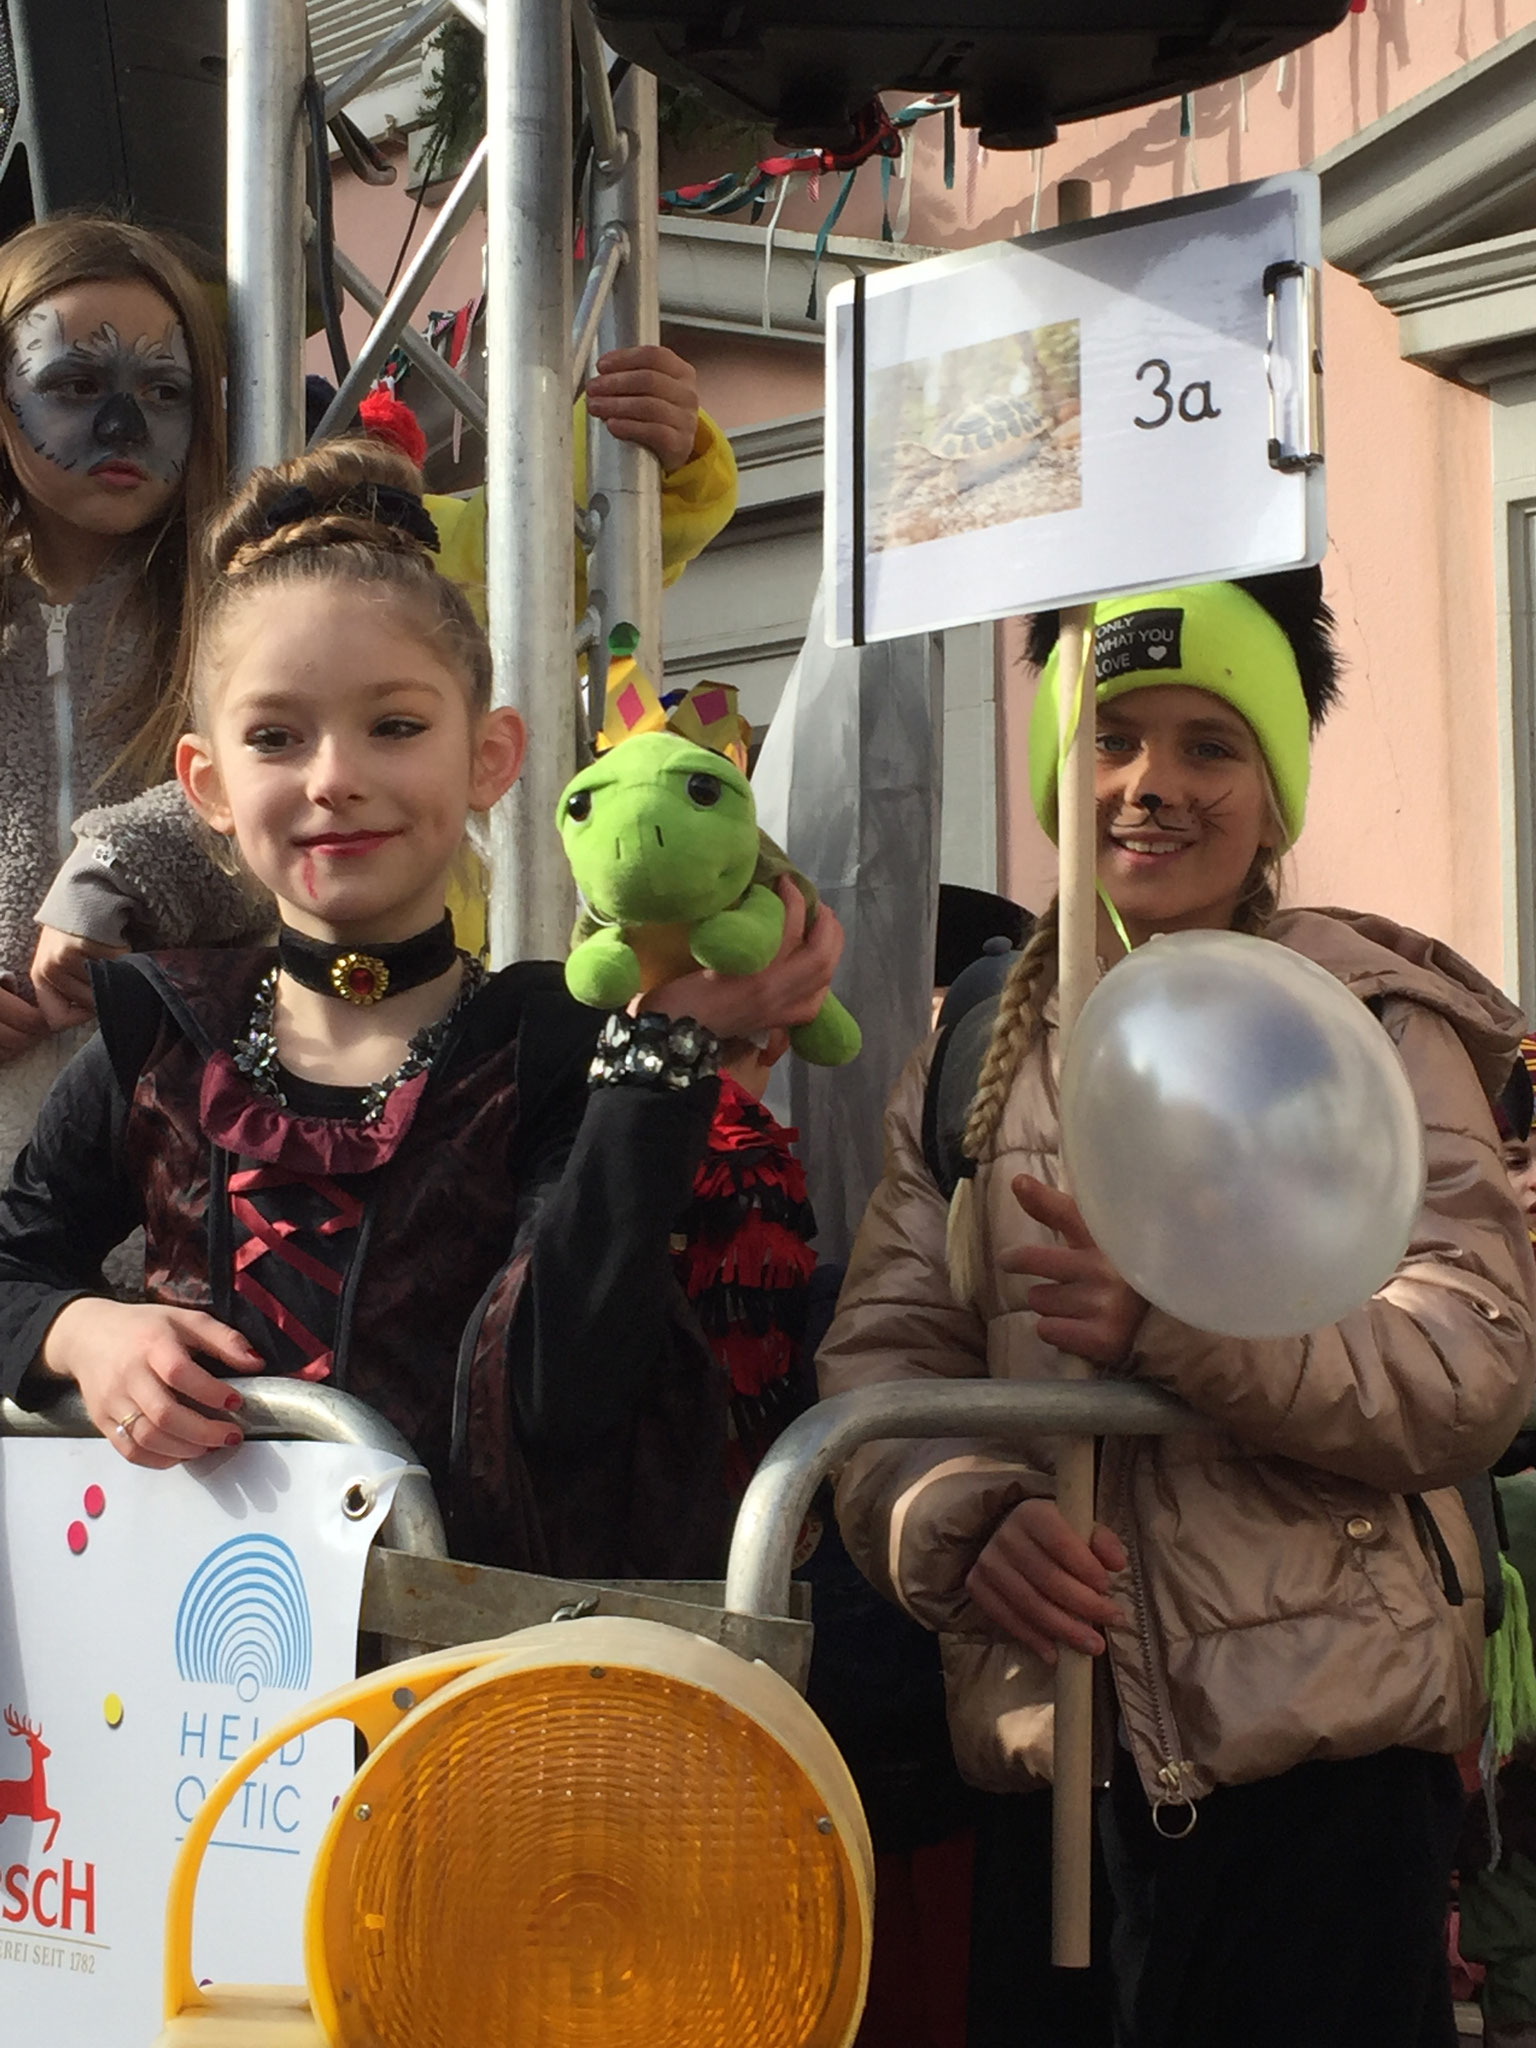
[0,1706,60,1851]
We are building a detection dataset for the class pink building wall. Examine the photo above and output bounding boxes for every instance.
[319,3,1536,977]
[681,1,1535,979]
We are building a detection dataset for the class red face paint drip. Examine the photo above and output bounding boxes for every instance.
[302,853,318,900]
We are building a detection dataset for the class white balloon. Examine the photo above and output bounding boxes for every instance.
[1060,930,1426,1340]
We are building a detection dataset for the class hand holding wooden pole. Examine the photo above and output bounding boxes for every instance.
[1050,172,1099,1973]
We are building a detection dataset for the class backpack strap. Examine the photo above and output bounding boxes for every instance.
[922,992,1002,1203]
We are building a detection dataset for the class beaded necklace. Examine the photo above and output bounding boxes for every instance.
[232,957,486,1126]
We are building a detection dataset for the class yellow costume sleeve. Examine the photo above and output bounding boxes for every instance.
[425,402,739,627]
[571,400,740,589]
[426,406,739,957]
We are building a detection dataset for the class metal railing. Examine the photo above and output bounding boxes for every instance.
[0,1377,446,1558]
[10,1371,1530,1676]
[725,1380,1212,1617]
[0,1377,815,1684]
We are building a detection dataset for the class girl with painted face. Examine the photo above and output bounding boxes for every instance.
[820,571,1536,2048]
[0,216,249,1174]
[0,437,838,1576]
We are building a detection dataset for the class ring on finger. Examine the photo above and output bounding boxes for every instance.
[114,1409,143,1441]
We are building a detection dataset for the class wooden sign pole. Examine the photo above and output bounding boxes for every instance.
[1050,173,1100,1973]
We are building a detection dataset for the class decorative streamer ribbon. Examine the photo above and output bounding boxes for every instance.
[807,169,860,321]
[762,174,793,331]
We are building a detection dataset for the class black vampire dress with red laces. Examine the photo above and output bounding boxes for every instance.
[0,949,730,1581]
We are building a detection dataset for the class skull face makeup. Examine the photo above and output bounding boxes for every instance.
[0,276,196,548]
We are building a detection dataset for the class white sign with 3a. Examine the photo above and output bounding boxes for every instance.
[825,171,1325,645]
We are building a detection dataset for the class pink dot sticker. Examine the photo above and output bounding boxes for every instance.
[66,1521,87,1555]
[83,1485,106,1519]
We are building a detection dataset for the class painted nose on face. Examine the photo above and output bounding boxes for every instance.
[1121,744,1188,817]
[93,393,149,450]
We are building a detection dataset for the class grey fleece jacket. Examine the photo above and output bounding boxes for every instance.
[37,779,271,953]
[8,550,270,975]
[0,554,145,994]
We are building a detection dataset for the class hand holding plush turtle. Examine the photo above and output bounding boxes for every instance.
[556,731,861,1067]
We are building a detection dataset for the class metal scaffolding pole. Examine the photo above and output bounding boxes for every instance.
[226,0,307,477]
[586,62,664,694]
[331,247,489,435]
[323,0,455,121]
[311,141,489,444]
[485,0,577,965]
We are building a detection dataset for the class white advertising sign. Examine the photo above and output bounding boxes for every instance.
[826,171,1326,645]
[0,1439,405,2044]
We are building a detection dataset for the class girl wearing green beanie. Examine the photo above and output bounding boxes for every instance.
[819,567,1536,2047]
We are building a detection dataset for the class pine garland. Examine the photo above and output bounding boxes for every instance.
[417,18,485,181]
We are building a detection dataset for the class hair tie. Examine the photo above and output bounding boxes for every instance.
[355,484,441,552]
[261,483,318,532]
[259,481,441,553]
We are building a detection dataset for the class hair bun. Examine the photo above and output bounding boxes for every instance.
[261,480,439,553]
[208,435,436,577]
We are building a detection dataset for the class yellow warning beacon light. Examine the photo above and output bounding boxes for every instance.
[154,1617,874,2048]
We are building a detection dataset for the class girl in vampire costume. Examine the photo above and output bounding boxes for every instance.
[0,437,841,1578]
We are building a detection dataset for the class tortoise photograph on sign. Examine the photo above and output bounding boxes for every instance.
[826,174,1325,644]
[866,319,1081,552]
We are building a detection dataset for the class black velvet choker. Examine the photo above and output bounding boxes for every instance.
[276,915,460,1006]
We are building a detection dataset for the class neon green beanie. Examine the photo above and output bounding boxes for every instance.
[1030,582,1312,847]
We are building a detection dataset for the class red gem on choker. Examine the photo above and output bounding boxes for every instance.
[329,952,391,1005]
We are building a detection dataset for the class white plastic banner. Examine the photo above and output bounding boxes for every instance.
[826,171,1326,645]
[0,1439,405,2043]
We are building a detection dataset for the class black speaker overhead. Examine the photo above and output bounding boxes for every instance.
[592,2,1354,149]
[0,1,225,253]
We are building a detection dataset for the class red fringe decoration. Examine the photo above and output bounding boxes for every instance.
[674,1075,816,1399]
[359,388,428,468]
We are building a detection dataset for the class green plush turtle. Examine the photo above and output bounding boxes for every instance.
[556,730,861,1067]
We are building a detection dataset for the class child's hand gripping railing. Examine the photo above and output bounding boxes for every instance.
[723,1378,1213,1619]
[0,1375,448,1562]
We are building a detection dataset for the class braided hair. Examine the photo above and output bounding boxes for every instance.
[191,437,491,726]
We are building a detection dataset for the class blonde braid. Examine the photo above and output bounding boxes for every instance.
[945,897,1061,1306]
